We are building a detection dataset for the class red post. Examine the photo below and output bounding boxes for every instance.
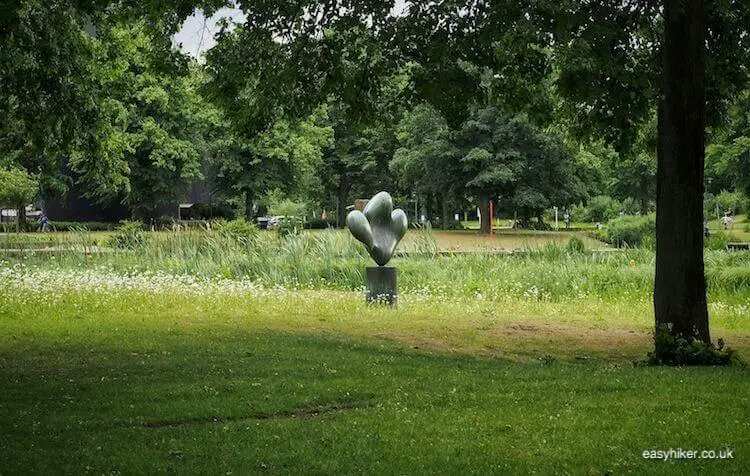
[489,200,494,238]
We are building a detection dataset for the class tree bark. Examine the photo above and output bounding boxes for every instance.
[654,0,710,344]
[16,204,26,233]
[478,196,490,234]
[337,182,350,228]
[441,193,450,229]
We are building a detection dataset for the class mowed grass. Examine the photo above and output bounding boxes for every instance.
[708,214,750,242]
[1,281,749,474]
[402,229,607,251]
[2,227,606,253]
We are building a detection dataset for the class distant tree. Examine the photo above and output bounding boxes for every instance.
[455,108,583,232]
[571,144,613,202]
[706,89,750,196]
[0,1,212,203]
[605,119,657,214]
[0,168,38,232]
[0,2,97,199]
[317,106,395,227]
[211,108,333,218]
[67,22,213,220]
[391,104,458,227]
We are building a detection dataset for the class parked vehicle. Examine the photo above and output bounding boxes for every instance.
[255,216,272,230]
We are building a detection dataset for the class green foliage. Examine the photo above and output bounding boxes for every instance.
[111,220,147,249]
[606,215,656,248]
[706,89,750,195]
[392,103,458,216]
[0,167,38,232]
[211,109,333,219]
[456,108,584,223]
[0,168,37,209]
[566,235,586,253]
[49,221,117,232]
[318,107,395,226]
[266,194,307,237]
[0,1,97,197]
[277,217,304,238]
[573,195,622,223]
[647,325,743,366]
[715,190,746,215]
[214,218,258,245]
[68,22,213,219]
[267,194,308,218]
[704,232,736,251]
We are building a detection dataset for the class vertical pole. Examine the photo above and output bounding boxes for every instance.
[554,207,558,231]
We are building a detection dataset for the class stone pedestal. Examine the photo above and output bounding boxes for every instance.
[365,265,397,306]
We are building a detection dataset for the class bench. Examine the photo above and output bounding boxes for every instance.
[726,242,750,251]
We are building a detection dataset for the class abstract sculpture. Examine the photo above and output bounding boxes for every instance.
[347,191,408,305]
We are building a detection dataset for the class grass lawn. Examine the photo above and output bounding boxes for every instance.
[1,275,748,474]
[708,214,750,242]
[407,229,606,251]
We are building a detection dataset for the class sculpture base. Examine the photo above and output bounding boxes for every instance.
[365,265,397,306]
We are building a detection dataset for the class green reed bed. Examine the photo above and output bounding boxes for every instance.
[2,229,750,306]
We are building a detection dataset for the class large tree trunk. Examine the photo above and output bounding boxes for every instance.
[441,193,450,229]
[478,196,490,234]
[16,204,26,233]
[654,0,710,344]
[337,182,350,229]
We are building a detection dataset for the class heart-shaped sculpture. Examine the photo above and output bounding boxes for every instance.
[346,191,408,266]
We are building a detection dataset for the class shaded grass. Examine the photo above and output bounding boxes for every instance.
[0,285,748,474]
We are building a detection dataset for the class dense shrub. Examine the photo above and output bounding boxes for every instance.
[442,219,465,230]
[215,218,258,244]
[705,232,736,251]
[566,235,586,253]
[111,220,147,249]
[705,190,748,217]
[304,219,332,230]
[606,214,655,248]
[646,325,743,366]
[277,216,304,237]
[47,221,117,231]
[576,195,623,223]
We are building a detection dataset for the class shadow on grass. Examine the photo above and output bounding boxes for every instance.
[1,329,748,474]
